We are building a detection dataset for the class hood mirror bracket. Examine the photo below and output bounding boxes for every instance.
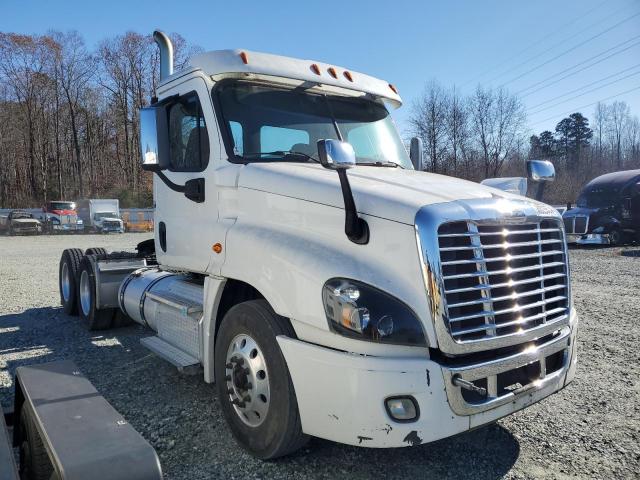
[317,139,369,245]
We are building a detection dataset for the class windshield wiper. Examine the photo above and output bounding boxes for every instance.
[357,161,403,168]
[240,151,320,163]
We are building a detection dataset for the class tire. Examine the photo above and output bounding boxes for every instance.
[19,405,53,480]
[215,300,308,460]
[609,229,623,246]
[85,247,107,256]
[59,248,84,315]
[77,255,115,330]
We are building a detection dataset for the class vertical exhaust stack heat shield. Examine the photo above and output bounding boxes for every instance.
[153,30,174,81]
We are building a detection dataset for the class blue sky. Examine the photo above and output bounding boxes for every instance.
[3,0,640,137]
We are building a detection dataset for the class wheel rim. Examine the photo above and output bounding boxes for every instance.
[79,270,91,316]
[61,262,71,302]
[225,334,270,427]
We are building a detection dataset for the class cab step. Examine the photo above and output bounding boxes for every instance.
[140,336,200,373]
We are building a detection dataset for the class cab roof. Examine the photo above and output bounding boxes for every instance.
[587,169,640,188]
[184,49,402,108]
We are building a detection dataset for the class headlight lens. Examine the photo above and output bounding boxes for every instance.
[322,278,426,346]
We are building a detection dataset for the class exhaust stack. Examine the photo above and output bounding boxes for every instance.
[153,30,174,80]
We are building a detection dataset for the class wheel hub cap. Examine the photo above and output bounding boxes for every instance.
[61,262,71,301]
[79,270,91,316]
[225,334,270,427]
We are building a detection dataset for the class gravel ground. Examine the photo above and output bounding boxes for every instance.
[1,233,639,479]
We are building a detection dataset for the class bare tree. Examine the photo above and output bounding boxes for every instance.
[606,101,630,169]
[409,80,448,172]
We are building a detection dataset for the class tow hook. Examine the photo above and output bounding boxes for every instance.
[452,374,488,397]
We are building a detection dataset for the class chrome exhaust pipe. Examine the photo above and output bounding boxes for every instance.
[153,30,174,80]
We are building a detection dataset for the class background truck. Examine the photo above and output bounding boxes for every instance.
[563,169,640,245]
[77,199,125,233]
[0,210,42,235]
[56,31,578,461]
[40,200,84,233]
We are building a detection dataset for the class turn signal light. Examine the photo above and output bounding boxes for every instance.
[310,63,321,75]
[343,71,353,82]
[239,51,249,64]
[327,67,338,79]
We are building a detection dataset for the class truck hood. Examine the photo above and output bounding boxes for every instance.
[238,163,512,224]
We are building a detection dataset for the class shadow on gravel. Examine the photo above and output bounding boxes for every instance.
[1,307,521,479]
[272,423,520,479]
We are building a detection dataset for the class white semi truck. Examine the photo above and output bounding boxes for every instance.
[57,31,578,460]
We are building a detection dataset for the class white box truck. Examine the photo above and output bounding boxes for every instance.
[77,199,124,233]
[56,31,578,460]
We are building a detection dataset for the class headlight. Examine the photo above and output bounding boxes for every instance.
[77,219,83,225]
[322,278,426,346]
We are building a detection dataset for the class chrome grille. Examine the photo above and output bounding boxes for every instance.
[437,219,569,343]
[563,215,588,234]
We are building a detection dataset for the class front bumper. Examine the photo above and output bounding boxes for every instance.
[567,233,610,245]
[278,310,578,448]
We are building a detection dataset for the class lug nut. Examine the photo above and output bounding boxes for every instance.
[243,395,251,403]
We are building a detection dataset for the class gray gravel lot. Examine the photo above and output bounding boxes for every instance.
[1,233,639,479]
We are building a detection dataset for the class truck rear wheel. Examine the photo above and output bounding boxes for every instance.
[214,299,307,459]
[77,256,115,330]
[59,248,84,315]
[19,405,53,480]
[85,247,107,256]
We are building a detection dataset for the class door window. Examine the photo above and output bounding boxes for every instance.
[168,92,210,171]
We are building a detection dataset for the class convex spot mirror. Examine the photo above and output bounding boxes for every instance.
[317,139,356,170]
[527,159,555,183]
[139,106,169,172]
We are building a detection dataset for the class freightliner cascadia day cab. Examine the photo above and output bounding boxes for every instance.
[58,31,578,460]
[563,169,640,245]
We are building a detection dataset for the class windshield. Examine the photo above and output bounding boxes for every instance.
[49,201,75,211]
[94,212,119,220]
[215,81,412,169]
[577,186,619,208]
[12,211,32,219]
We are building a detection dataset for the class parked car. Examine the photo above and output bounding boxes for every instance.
[563,169,640,245]
[0,210,42,235]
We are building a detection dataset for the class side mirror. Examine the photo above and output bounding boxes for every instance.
[139,106,169,172]
[316,139,368,244]
[317,139,356,170]
[527,159,555,183]
[527,159,555,202]
[409,137,423,171]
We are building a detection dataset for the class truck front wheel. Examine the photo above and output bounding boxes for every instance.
[214,300,308,459]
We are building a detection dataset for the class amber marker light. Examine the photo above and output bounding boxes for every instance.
[310,63,321,75]
[239,51,249,64]
[327,67,338,79]
[213,243,223,254]
[343,71,353,82]
[389,83,399,94]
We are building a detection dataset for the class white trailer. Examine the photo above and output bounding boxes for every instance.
[56,31,578,460]
[77,199,124,233]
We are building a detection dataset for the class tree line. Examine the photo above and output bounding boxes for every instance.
[0,31,200,208]
[409,81,640,203]
[1,30,638,208]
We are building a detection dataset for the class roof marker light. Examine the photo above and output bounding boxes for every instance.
[343,71,353,82]
[389,83,399,94]
[327,67,338,79]
[239,51,249,64]
[311,63,321,75]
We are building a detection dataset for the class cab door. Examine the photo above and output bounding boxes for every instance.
[154,76,219,273]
